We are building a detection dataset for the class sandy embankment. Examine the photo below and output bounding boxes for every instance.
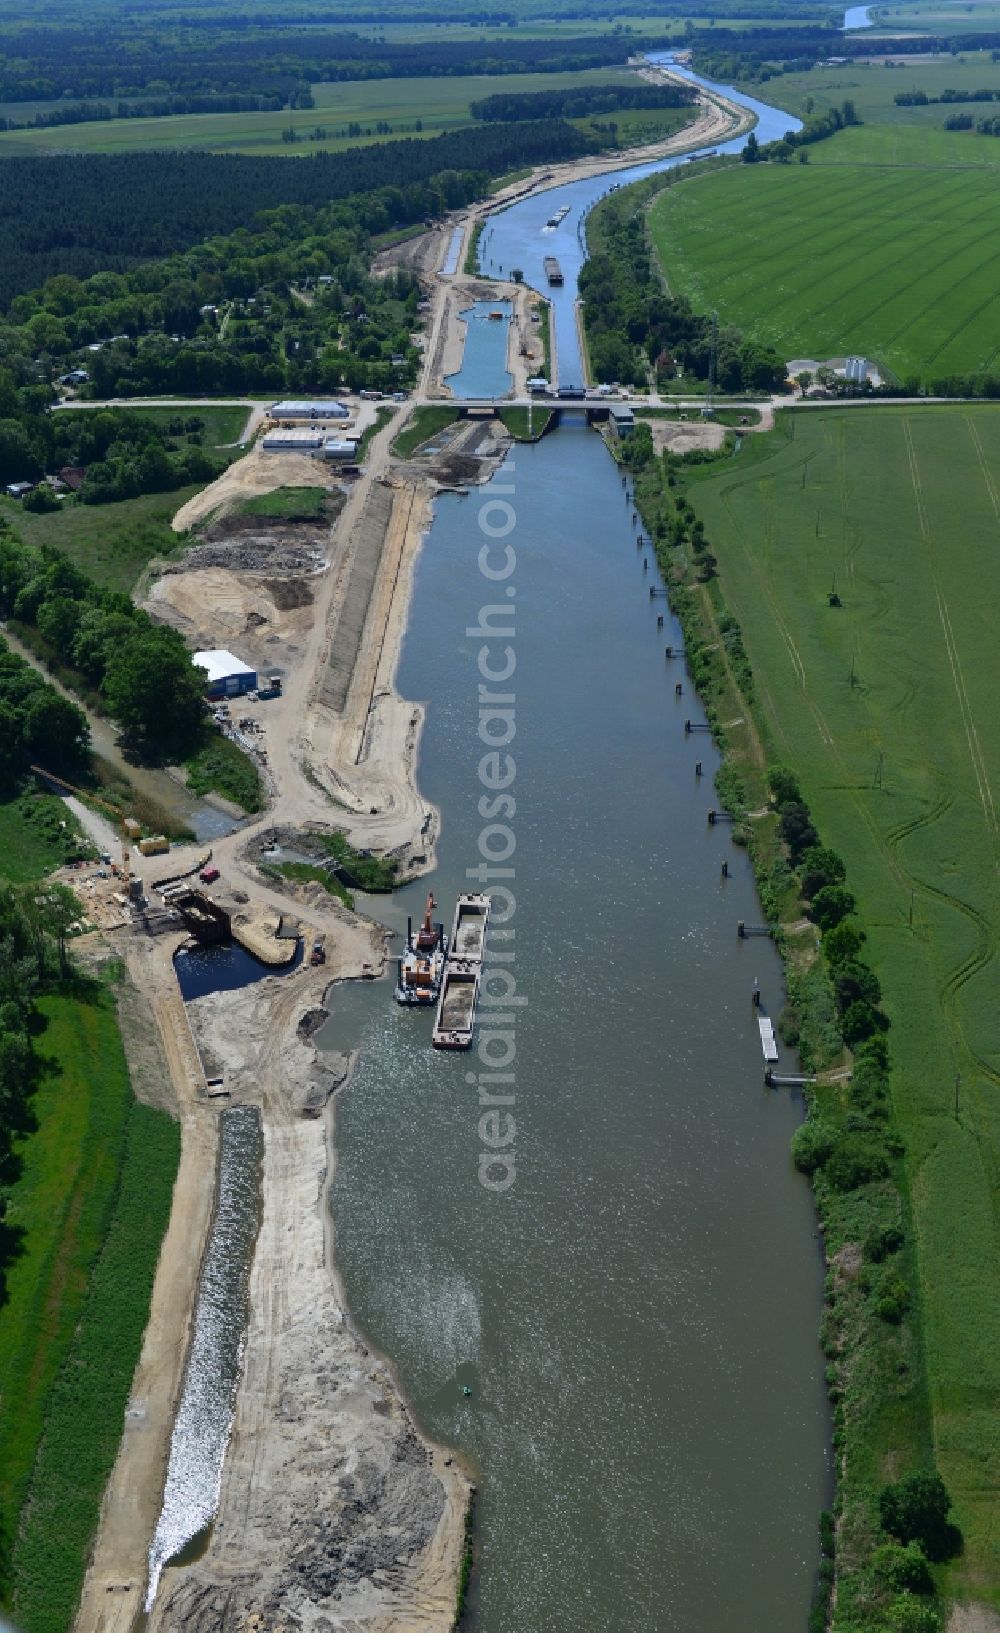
[146,971,471,1633]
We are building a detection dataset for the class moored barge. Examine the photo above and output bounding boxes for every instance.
[432,892,491,1048]
[432,965,481,1049]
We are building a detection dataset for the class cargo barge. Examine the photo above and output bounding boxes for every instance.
[545,205,570,228]
[543,256,564,287]
[432,892,491,1049]
[431,965,481,1049]
[450,892,490,961]
[396,892,448,1005]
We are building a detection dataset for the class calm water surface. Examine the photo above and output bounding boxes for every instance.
[446,299,513,398]
[478,58,801,381]
[327,424,830,1632]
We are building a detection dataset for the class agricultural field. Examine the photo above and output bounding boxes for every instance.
[763,50,1000,124]
[0,68,636,158]
[869,0,1000,31]
[686,403,1000,1601]
[650,133,1000,380]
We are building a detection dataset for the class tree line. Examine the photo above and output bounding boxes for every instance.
[0,92,287,133]
[0,27,657,103]
[580,188,785,392]
[1,405,223,506]
[470,81,695,121]
[0,527,206,759]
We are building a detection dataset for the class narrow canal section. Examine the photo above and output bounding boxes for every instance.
[145,1105,264,1610]
[328,423,831,1633]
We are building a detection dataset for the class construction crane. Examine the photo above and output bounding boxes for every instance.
[30,763,135,893]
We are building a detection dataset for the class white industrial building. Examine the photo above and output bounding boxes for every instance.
[261,427,326,452]
[323,438,360,461]
[269,399,351,422]
[193,648,258,700]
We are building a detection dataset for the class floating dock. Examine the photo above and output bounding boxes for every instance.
[543,256,563,286]
[433,893,491,1049]
[758,1017,779,1064]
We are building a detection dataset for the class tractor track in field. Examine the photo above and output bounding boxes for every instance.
[903,420,1000,864]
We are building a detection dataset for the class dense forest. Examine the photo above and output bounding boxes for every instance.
[0,181,433,415]
[470,81,695,120]
[0,526,206,758]
[0,123,592,302]
[0,637,90,783]
[580,189,786,391]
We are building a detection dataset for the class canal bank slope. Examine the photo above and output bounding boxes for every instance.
[147,970,470,1633]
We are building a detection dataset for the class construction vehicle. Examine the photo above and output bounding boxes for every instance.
[30,763,141,899]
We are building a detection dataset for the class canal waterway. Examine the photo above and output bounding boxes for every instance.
[446,299,513,399]
[476,57,801,382]
[146,1104,263,1608]
[325,418,831,1628]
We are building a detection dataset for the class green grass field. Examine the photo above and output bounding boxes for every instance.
[0,984,179,1630]
[238,484,327,520]
[650,131,1000,380]
[687,404,1000,1602]
[761,51,1000,124]
[1,407,248,591]
[872,0,1000,31]
[0,68,635,157]
[392,404,459,457]
[0,487,194,592]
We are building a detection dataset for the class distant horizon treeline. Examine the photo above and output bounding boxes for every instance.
[0,28,661,104]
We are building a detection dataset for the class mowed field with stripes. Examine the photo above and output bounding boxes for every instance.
[688,405,1000,1600]
[651,139,1000,383]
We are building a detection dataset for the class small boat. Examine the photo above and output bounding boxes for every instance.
[488,308,505,321]
[395,891,448,1006]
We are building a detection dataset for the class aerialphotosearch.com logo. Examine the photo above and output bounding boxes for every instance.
[467,462,523,1194]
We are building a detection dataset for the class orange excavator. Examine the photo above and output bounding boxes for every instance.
[415,892,441,953]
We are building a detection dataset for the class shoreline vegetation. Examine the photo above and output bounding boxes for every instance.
[617,408,959,1631]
